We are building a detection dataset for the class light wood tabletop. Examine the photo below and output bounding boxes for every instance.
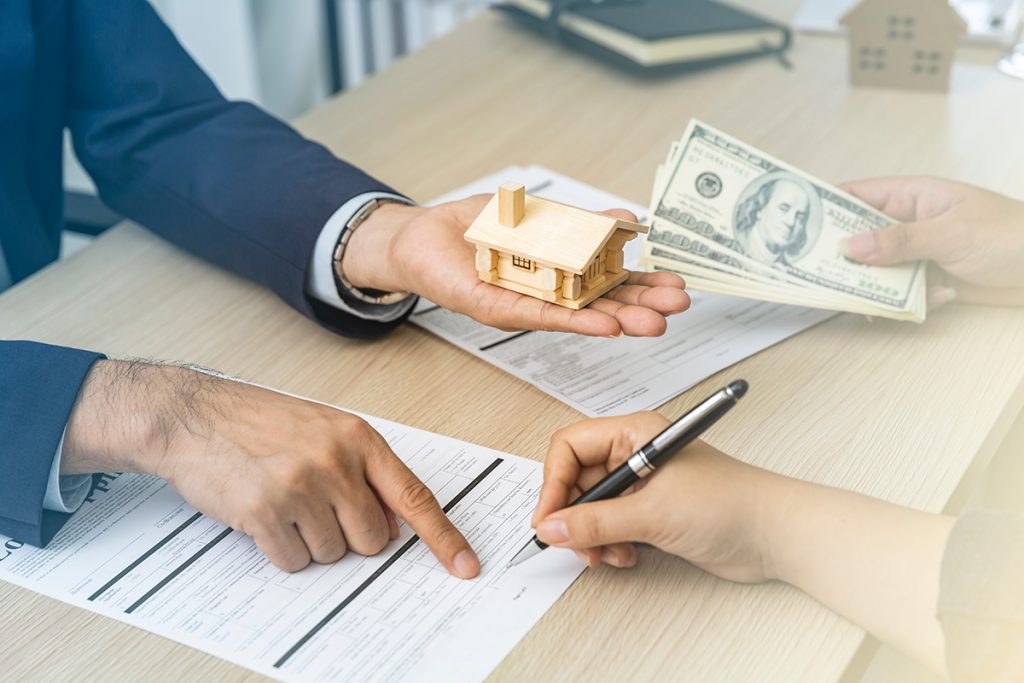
[2,2,1024,681]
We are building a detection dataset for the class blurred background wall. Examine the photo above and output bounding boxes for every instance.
[63,0,490,247]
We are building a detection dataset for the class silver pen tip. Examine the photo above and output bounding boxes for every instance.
[507,537,544,568]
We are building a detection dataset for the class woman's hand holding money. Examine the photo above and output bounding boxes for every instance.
[841,177,1024,309]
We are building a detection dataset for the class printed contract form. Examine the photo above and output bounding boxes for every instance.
[0,398,584,682]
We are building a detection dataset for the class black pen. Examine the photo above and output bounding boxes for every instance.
[506,379,749,568]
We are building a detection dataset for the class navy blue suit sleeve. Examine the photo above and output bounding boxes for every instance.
[0,341,104,545]
[65,0,409,338]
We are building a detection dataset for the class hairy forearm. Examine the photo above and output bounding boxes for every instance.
[767,481,955,676]
[61,360,241,478]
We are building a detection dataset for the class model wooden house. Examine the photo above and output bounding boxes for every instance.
[464,183,647,309]
[840,0,966,91]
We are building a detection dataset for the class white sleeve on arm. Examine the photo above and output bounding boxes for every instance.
[306,192,418,322]
[42,433,93,513]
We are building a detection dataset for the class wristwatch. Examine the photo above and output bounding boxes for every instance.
[331,197,412,306]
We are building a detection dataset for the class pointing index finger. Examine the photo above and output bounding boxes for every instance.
[364,439,480,579]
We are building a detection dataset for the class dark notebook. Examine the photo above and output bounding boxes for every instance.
[494,0,791,74]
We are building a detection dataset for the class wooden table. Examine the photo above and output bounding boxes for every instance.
[2,3,1024,681]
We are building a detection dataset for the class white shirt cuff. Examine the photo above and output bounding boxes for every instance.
[42,433,93,513]
[306,191,418,322]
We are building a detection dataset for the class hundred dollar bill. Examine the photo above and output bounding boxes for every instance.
[647,220,807,286]
[643,246,852,310]
[641,120,927,322]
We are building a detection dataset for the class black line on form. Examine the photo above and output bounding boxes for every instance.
[88,512,203,602]
[442,459,503,514]
[412,304,441,316]
[273,456,504,669]
[478,331,532,351]
[123,526,234,614]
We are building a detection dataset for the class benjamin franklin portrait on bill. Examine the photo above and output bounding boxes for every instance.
[734,172,823,266]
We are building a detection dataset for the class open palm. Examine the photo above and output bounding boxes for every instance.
[392,195,691,336]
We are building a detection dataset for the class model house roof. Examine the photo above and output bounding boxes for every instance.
[840,0,967,33]
[464,192,648,274]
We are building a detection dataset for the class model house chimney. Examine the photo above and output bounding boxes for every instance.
[498,182,525,227]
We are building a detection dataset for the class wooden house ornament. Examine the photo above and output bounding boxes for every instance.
[464,182,647,309]
[841,0,966,91]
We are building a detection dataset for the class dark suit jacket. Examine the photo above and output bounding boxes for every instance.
[0,0,409,545]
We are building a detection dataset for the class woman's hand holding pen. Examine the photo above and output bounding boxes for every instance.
[534,412,955,676]
[530,412,795,583]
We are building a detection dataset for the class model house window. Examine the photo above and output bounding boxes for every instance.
[512,255,533,270]
[887,16,914,40]
[859,46,887,70]
[914,50,943,75]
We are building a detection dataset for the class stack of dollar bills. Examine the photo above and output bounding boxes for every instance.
[640,120,927,322]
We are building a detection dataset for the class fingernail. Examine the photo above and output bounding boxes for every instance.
[574,550,590,566]
[453,549,479,579]
[931,287,957,308]
[839,233,877,261]
[536,518,569,544]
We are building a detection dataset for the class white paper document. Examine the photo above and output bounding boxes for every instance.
[416,166,834,416]
[0,410,583,682]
